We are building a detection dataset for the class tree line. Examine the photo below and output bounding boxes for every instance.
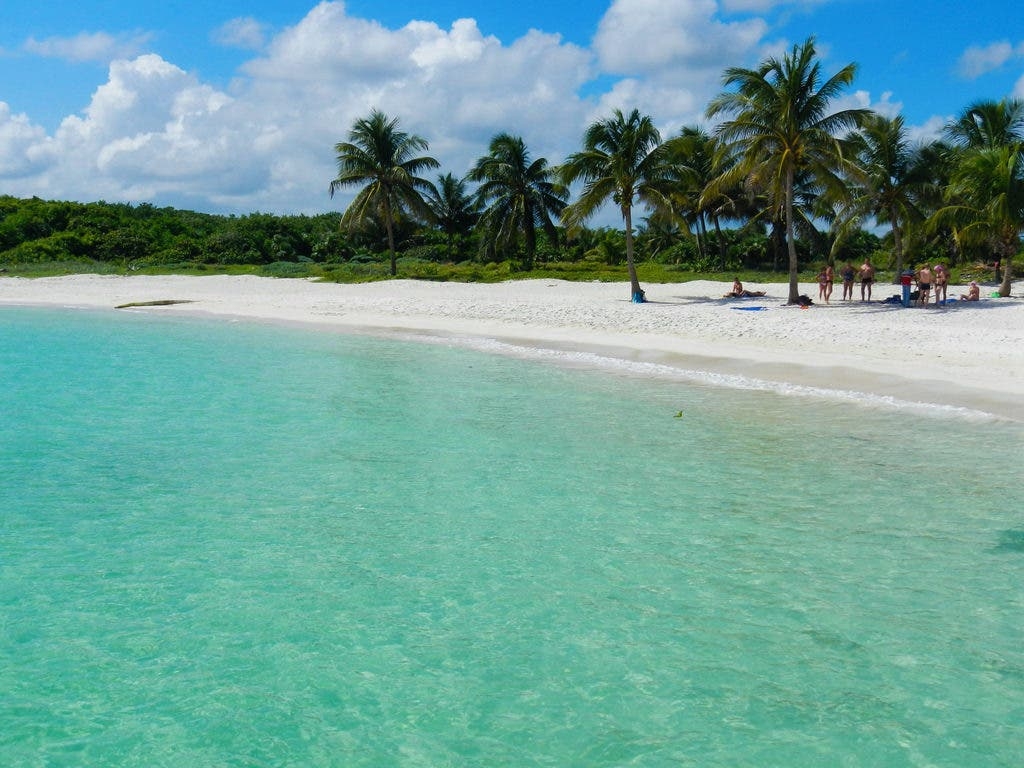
[2,38,1021,298]
[329,37,1023,301]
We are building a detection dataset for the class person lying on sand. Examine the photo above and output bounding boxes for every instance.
[960,281,980,301]
[723,278,766,298]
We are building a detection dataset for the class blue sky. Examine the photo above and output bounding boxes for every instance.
[1,0,1021,217]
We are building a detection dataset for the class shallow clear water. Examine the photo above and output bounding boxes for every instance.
[2,307,1022,767]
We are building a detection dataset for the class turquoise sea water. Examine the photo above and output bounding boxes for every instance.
[1,306,1022,767]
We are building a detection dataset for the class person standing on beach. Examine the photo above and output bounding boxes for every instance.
[824,264,834,304]
[817,267,828,303]
[933,264,948,304]
[859,258,875,301]
[917,264,933,306]
[841,262,856,301]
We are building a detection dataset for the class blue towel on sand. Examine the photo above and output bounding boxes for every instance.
[731,306,768,311]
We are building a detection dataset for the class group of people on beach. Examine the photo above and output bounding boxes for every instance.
[724,257,984,306]
[821,259,878,303]
[907,263,948,305]
[905,263,980,304]
[820,259,980,305]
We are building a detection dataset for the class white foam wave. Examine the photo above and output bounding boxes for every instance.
[392,331,1003,423]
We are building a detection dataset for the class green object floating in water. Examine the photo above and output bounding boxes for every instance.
[674,411,684,418]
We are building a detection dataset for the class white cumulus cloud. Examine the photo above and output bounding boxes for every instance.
[1,0,826,217]
[957,39,1024,79]
[23,31,152,63]
[212,17,269,50]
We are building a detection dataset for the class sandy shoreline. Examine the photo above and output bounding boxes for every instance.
[2,274,1022,421]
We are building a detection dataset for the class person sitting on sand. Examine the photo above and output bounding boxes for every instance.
[723,278,766,298]
[960,281,980,301]
[859,258,875,301]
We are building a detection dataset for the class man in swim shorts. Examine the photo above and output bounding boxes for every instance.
[916,264,932,306]
[859,258,875,301]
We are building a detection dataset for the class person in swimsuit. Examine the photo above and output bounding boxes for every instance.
[823,264,834,304]
[723,278,766,298]
[917,264,933,306]
[841,262,855,301]
[933,264,948,304]
[960,281,980,301]
[859,258,875,301]
[817,268,828,302]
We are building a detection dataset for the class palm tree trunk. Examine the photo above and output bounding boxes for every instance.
[694,216,706,261]
[384,198,397,276]
[785,167,800,303]
[999,231,1015,296]
[624,205,643,301]
[713,216,727,270]
[890,203,904,280]
[524,216,536,271]
[701,215,713,262]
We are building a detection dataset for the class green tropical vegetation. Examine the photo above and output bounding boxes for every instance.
[2,38,1020,294]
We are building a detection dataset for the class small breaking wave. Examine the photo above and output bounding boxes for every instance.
[392,330,1004,423]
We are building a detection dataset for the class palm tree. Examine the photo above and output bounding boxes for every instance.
[706,37,869,303]
[663,126,742,270]
[329,110,439,276]
[849,113,928,277]
[559,108,672,301]
[941,98,1024,295]
[424,173,479,261]
[945,98,1024,150]
[933,145,1023,296]
[468,133,566,270]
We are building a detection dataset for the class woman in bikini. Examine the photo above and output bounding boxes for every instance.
[933,264,948,304]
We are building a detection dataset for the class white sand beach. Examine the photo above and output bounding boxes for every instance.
[2,274,1021,420]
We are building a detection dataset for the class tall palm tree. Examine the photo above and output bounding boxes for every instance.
[559,108,672,301]
[849,113,928,277]
[468,133,566,270]
[706,37,869,303]
[663,126,741,270]
[941,98,1024,295]
[329,110,439,276]
[933,145,1023,296]
[424,172,479,261]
